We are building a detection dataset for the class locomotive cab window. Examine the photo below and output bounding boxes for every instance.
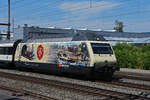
[91,43,113,54]
[0,47,13,55]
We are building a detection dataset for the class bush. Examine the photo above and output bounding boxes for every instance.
[113,43,150,70]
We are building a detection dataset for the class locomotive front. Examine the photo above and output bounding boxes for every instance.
[88,41,119,77]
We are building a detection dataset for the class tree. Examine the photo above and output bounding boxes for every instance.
[114,20,124,32]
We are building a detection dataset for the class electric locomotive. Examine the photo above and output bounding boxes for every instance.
[14,40,119,79]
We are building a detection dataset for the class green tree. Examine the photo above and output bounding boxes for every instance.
[113,43,150,70]
[114,20,124,32]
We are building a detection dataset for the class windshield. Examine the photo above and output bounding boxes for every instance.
[91,43,113,54]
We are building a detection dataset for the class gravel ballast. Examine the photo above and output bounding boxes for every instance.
[0,68,149,99]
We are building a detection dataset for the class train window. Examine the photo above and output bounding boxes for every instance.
[0,48,5,54]
[91,43,113,54]
[0,47,13,55]
[6,47,13,55]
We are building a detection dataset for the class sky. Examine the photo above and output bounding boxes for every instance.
[0,0,150,32]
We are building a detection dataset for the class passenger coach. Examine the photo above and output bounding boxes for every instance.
[0,40,21,68]
[0,42,13,67]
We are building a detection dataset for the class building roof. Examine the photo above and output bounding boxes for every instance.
[99,31,150,38]
[72,30,106,41]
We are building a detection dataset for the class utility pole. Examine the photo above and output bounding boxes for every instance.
[0,0,11,40]
[7,0,11,40]
[12,17,14,33]
[90,0,92,8]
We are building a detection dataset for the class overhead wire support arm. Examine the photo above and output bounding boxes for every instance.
[0,23,10,26]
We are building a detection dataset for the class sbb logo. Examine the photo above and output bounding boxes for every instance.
[37,45,44,60]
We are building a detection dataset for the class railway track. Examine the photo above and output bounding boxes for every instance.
[0,85,56,100]
[110,80,150,91]
[98,72,150,91]
[0,71,149,100]
[96,80,150,96]
[114,72,150,82]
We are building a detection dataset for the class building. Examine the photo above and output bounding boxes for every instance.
[13,24,74,42]
[13,24,150,44]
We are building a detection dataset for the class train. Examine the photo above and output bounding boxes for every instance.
[0,32,119,79]
[0,39,119,79]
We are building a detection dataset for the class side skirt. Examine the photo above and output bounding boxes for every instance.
[14,62,93,76]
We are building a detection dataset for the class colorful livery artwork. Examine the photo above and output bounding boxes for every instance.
[56,42,90,67]
[15,42,91,67]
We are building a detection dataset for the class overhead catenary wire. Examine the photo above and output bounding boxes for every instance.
[20,0,131,20]
[50,10,150,25]
[0,0,25,10]
[27,8,147,28]
[22,0,145,26]
[5,0,131,20]
[0,0,149,31]
[14,0,146,27]
[23,8,150,29]
[16,0,137,27]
